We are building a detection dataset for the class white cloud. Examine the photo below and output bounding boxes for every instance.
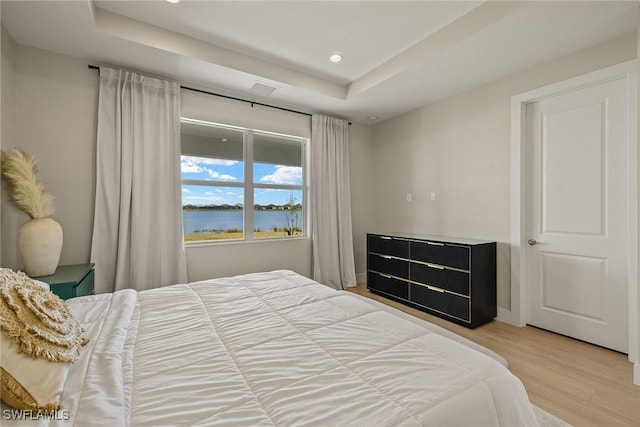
[182,188,191,193]
[260,166,302,185]
[208,171,236,181]
[181,163,203,174]
[182,156,238,166]
[181,156,238,181]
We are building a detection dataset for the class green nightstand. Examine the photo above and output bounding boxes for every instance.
[33,263,95,300]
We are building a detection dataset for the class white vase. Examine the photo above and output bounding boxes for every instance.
[18,218,63,277]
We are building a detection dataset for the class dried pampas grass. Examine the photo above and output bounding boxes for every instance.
[1,149,54,219]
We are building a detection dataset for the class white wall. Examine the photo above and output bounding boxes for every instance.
[0,44,98,270]
[8,33,631,308]
[371,33,636,312]
[0,44,374,287]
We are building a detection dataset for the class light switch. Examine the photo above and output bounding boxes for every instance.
[406,193,413,203]
[430,192,436,201]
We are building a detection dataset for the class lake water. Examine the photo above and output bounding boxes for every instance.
[183,209,301,233]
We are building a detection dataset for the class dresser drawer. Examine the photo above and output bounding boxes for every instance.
[368,234,409,258]
[368,253,409,279]
[367,272,409,300]
[410,262,469,296]
[410,283,470,322]
[410,241,469,270]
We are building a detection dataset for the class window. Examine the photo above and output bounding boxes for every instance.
[180,119,307,242]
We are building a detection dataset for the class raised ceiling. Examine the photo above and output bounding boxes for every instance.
[1,1,637,123]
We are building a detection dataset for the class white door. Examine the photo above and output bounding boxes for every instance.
[526,76,630,353]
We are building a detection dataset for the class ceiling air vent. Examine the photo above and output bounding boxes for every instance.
[248,82,278,97]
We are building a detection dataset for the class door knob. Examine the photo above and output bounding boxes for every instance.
[528,239,541,246]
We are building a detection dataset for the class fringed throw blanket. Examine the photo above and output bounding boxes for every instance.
[0,268,86,411]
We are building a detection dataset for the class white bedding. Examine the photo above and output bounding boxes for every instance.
[5,270,537,426]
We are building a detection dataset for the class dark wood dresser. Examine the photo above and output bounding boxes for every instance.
[367,233,496,328]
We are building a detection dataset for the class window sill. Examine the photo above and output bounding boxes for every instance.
[185,236,311,248]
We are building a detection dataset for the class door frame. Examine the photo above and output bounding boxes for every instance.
[509,60,638,371]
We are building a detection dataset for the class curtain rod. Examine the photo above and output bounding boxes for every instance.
[88,65,352,125]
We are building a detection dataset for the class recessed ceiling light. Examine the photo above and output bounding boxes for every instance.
[367,115,378,121]
[329,54,343,63]
[166,0,181,3]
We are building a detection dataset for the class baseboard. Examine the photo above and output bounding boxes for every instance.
[635,362,640,386]
[356,272,366,285]
[495,307,513,324]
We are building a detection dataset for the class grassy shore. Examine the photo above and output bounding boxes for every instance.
[185,230,299,241]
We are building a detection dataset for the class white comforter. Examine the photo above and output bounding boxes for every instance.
[7,270,538,426]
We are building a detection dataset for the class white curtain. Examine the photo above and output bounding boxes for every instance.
[311,114,357,290]
[91,67,187,293]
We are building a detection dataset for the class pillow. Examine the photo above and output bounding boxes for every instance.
[0,268,86,411]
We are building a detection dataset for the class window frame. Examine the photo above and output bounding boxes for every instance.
[180,118,309,244]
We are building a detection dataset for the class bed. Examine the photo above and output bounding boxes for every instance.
[3,270,538,426]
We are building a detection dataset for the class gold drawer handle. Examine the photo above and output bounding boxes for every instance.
[379,236,392,240]
[380,255,393,259]
[426,263,445,270]
[426,241,444,246]
[379,273,393,279]
[426,285,446,293]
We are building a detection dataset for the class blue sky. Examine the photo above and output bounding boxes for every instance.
[181,156,302,206]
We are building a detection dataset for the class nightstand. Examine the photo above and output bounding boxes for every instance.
[33,263,95,300]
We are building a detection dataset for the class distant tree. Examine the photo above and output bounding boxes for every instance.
[284,194,301,236]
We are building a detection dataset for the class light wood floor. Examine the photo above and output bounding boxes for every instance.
[346,284,640,427]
